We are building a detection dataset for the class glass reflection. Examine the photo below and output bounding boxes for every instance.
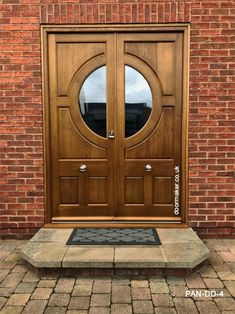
[79,66,106,137]
[125,65,152,137]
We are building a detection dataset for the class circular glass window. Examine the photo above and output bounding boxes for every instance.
[79,66,106,137]
[125,65,152,138]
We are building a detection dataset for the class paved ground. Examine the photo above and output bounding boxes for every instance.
[0,239,234,314]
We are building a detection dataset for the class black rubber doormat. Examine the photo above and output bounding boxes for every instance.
[66,228,161,245]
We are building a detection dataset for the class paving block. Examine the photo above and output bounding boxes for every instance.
[22,300,47,314]
[150,282,169,294]
[90,294,110,307]
[152,294,173,307]
[195,301,220,314]
[68,296,90,310]
[132,287,151,300]
[133,300,154,313]
[111,303,132,314]
[112,286,131,303]
[72,284,93,296]
[48,293,70,307]
[31,288,53,300]
[131,280,149,288]
[6,293,30,306]
[174,298,198,314]
[214,297,235,311]
[55,278,75,293]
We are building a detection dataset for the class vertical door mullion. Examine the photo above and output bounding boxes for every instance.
[106,34,117,217]
[116,34,125,216]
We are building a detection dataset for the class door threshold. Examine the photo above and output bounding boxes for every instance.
[46,216,186,228]
[51,216,182,222]
[51,220,182,224]
[44,223,188,228]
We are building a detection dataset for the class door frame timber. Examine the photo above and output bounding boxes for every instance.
[41,24,190,228]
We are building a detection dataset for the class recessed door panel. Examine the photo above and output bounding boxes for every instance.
[153,177,173,204]
[125,177,144,204]
[125,42,175,95]
[88,177,108,204]
[125,108,174,159]
[60,177,79,204]
[57,42,105,96]
[58,108,107,159]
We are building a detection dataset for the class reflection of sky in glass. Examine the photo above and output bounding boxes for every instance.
[125,65,152,108]
[79,66,106,114]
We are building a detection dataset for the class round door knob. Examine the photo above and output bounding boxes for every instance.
[80,164,87,173]
[145,164,152,172]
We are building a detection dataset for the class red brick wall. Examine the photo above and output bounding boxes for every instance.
[1,0,234,239]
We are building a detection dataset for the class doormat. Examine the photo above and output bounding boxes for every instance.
[66,228,161,245]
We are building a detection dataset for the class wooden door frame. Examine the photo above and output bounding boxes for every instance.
[41,24,190,228]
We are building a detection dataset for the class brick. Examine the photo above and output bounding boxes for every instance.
[174,298,198,314]
[44,308,66,314]
[203,278,224,289]
[150,282,169,294]
[154,308,177,314]
[131,280,149,288]
[55,278,75,293]
[89,307,110,314]
[37,279,57,288]
[68,296,90,310]
[214,297,235,311]
[133,300,154,313]
[186,274,206,289]
[6,293,30,306]
[198,265,217,278]
[22,271,39,283]
[0,297,7,310]
[48,293,70,307]
[195,301,220,314]
[0,273,24,288]
[93,281,111,293]
[72,284,92,296]
[131,287,151,300]
[31,288,53,300]
[111,303,132,314]
[112,286,131,304]
[152,294,173,307]
[223,281,235,297]
[23,300,47,314]
[112,279,130,286]
[90,294,110,307]
[166,277,186,286]
[14,282,36,293]
[0,306,24,314]
[169,286,188,298]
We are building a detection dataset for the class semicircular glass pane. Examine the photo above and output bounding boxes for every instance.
[79,66,106,137]
[125,65,152,138]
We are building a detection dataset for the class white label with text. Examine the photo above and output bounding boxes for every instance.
[174,165,180,216]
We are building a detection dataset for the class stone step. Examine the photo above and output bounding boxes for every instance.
[21,228,209,276]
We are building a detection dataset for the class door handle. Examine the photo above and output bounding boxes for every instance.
[80,164,87,173]
[108,130,115,139]
[145,164,152,172]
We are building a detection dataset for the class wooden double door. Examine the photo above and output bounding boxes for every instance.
[46,28,186,223]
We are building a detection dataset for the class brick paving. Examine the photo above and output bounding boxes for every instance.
[0,239,234,314]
